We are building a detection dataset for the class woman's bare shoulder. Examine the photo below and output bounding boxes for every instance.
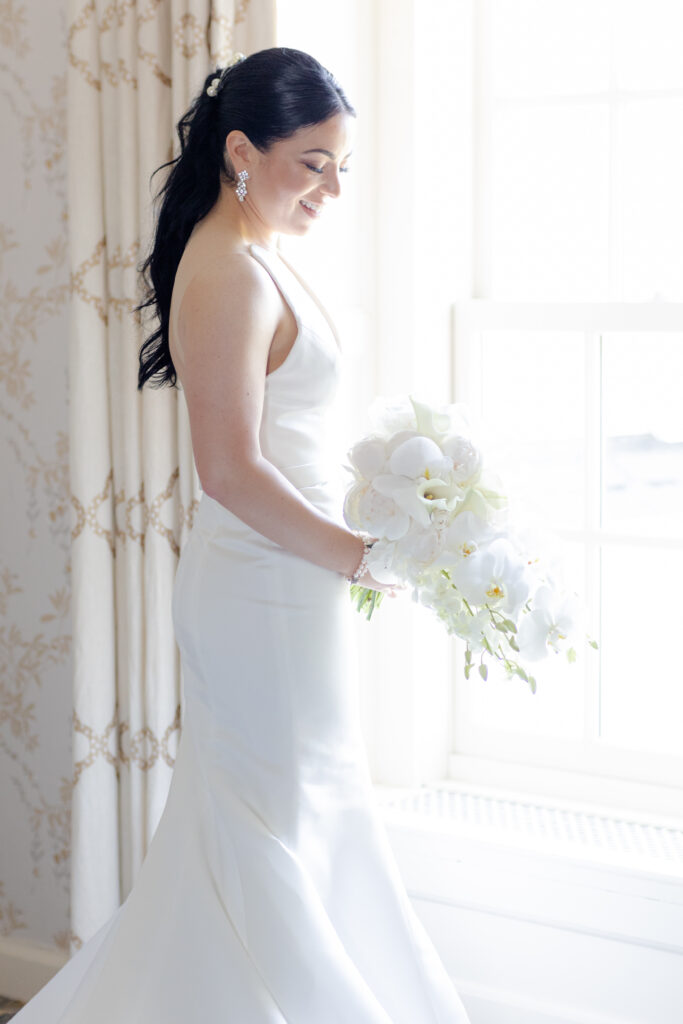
[176,235,266,304]
[170,238,278,366]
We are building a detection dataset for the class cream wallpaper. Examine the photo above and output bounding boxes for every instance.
[0,0,73,950]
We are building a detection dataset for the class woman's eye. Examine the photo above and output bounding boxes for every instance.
[304,163,351,174]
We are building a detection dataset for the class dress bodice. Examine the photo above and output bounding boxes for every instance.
[247,243,343,503]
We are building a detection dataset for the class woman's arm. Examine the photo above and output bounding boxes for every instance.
[176,252,372,582]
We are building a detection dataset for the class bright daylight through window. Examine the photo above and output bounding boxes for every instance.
[449,0,683,818]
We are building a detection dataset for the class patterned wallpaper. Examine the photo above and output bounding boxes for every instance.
[0,0,73,950]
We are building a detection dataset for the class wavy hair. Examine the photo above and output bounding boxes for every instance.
[135,47,356,391]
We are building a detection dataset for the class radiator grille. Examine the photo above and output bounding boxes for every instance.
[374,784,683,869]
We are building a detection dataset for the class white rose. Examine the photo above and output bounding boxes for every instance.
[343,480,367,531]
[347,437,388,479]
[395,523,443,571]
[357,485,410,540]
[430,508,452,531]
[441,435,482,486]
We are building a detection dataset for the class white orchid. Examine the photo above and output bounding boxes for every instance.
[344,394,597,687]
[516,584,581,661]
[433,510,498,566]
[365,538,403,585]
[446,607,499,653]
[449,537,531,618]
[417,572,464,612]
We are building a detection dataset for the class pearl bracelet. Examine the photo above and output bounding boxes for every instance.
[346,536,375,584]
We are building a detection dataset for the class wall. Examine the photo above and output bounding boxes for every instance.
[0,0,73,957]
[386,817,683,1024]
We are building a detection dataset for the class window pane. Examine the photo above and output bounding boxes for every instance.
[492,0,610,98]
[492,104,610,299]
[479,330,585,531]
[602,333,683,539]
[614,0,683,91]
[600,544,683,754]
[616,99,683,301]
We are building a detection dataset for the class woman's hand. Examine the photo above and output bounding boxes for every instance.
[346,536,406,597]
[355,568,405,597]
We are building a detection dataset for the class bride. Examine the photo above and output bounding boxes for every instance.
[12,47,471,1023]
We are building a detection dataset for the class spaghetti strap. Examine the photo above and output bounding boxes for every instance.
[248,243,342,354]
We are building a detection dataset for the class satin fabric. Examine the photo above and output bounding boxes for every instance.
[12,243,471,1023]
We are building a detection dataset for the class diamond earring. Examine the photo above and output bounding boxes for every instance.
[235,169,249,202]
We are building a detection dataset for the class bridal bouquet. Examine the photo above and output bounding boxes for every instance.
[342,395,597,693]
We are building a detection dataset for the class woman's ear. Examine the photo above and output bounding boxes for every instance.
[225,129,253,173]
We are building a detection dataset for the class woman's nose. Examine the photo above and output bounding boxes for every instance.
[322,169,342,198]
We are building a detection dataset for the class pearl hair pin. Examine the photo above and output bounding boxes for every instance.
[205,51,246,98]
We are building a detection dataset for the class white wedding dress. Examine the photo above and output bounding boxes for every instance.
[12,243,471,1023]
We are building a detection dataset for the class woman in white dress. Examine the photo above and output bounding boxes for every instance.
[11,47,471,1023]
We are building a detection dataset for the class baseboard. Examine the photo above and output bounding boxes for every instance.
[0,935,68,1003]
[455,978,642,1024]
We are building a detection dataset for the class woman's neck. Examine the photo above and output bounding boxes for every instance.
[207,182,279,253]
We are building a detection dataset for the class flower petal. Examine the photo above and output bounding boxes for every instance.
[348,437,388,478]
[388,436,449,479]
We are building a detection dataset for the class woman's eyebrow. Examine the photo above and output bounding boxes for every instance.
[302,148,353,159]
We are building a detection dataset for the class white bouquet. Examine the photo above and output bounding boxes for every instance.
[343,395,597,693]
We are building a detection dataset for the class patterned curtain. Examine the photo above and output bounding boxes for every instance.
[66,0,276,952]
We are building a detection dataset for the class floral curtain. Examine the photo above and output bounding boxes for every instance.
[66,0,276,952]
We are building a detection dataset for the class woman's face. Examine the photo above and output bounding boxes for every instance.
[229,111,356,237]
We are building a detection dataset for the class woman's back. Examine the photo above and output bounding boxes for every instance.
[168,215,299,383]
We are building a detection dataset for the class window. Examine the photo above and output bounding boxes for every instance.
[481,0,683,302]
[445,1,683,816]
[450,301,683,816]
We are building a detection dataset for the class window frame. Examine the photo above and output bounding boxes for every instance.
[448,299,683,820]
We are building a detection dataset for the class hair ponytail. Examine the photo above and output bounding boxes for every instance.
[135,74,228,390]
[135,47,355,391]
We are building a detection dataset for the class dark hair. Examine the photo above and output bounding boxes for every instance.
[135,46,356,391]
